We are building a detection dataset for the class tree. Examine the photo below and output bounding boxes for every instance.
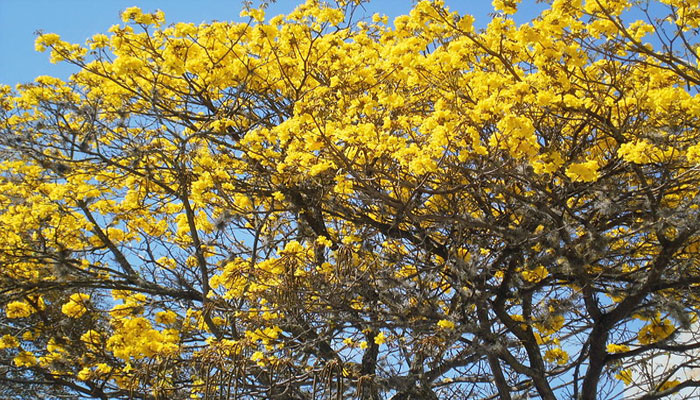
[1,0,700,398]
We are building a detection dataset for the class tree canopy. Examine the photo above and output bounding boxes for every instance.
[1,0,700,398]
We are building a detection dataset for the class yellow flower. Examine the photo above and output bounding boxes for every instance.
[565,160,599,182]
[686,143,700,164]
[5,301,34,319]
[88,33,110,50]
[637,318,675,345]
[374,332,386,345]
[240,8,265,22]
[80,330,102,351]
[535,315,565,336]
[437,319,456,329]
[61,293,90,318]
[34,33,61,52]
[522,266,549,283]
[77,367,92,381]
[315,235,333,247]
[493,0,520,15]
[95,363,112,375]
[0,334,19,349]
[544,348,569,365]
[250,351,264,361]
[606,343,630,354]
[121,6,143,23]
[155,310,177,325]
[250,351,266,367]
[280,240,303,255]
[615,369,633,385]
[13,351,37,367]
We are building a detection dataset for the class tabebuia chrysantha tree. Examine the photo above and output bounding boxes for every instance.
[1,0,700,398]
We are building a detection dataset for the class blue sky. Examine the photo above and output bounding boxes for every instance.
[0,0,550,86]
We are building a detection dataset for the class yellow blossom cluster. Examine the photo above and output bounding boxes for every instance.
[61,293,90,318]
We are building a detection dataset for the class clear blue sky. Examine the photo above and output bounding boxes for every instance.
[0,0,550,86]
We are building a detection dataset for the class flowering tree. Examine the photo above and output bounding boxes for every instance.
[1,0,700,399]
